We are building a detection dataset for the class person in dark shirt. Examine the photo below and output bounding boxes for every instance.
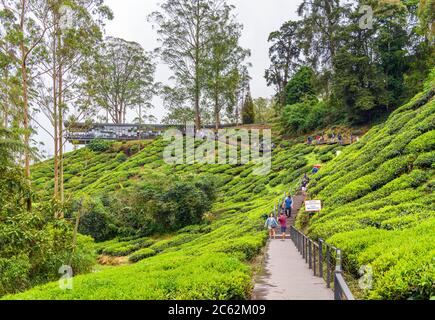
[278,212,287,240]
[284,195,293,218]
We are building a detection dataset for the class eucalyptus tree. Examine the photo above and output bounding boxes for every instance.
[265,20,302,106]
[30,0,111,211]
[81,36,156,125]
[149,0,230,130]
[233,65,251,125]
[203,3,250,130]
[0,0,52,211]
[0,7,17,128]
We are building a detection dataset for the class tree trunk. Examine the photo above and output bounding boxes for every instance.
[214,88,220,131]
[194,6,201,131]
[20,0,31,212]
[195,59,201,130]
[58,58,64,217]
[52,29,59,205]
[3,67,9,128]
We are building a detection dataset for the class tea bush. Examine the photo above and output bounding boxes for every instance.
[303,84,435,299]
[128,248,156,262]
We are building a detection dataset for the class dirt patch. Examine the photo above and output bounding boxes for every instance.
[98,255,130,266]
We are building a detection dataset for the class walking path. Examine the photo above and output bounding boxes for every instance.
[252,192,334,300]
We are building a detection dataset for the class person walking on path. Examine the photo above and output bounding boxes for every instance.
[285,195,293,218]
[265,213,278,239]
[278,212,287,240]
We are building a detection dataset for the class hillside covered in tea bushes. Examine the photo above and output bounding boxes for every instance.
[4,76,434,300]
[298,78,435,300]
[6,129,334,299]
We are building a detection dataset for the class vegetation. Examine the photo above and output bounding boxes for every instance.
[242,90,256,124]
[149,0,251,128]
[4,130,325,299]
[268,0,434,134]
[297,77,435,300]
[0,0,433,302]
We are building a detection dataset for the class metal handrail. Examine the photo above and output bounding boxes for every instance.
[290,226,355,300]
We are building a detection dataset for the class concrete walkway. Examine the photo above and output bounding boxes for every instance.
[252,239,334,300]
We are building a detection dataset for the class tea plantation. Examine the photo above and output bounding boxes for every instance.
[5,79,434,300]
[297,81,435,299]
[5,130,326,299]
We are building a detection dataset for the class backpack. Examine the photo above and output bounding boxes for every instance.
[271,218,278,228]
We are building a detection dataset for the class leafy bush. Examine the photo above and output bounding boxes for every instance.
[69,197,117,242]
[129,248,156,262]
[414,151,435,168]
[87,139,114,152]
[0,210,95,297]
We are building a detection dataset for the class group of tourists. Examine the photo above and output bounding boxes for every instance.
[264,171,316,240]
[264,194,293,240]
[307,132,353,145]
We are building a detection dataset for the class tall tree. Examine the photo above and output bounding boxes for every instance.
[284,66,316,106]
[0,0,51,211]
[150,0,229,130]
[81,37,156,124]
[253,97,275,124]
[241,88,255,125]
[297,0,349,97]
[330,2,386,123]
[265,20,302,105]
[33,0,111,210]
[203,4,250,130]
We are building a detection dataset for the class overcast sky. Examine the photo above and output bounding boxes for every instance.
[36,0,300,156]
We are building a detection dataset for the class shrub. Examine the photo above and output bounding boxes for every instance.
[71,197,117,243]
[129,248,156,262]
[87,139,113,153]
[319,153,334,163]
[115,152,128,163]
[0,210,95,297]
[414,151,435,168]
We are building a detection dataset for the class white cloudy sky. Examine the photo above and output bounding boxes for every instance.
[35,0,301,156]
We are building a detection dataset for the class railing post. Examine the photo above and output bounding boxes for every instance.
[334,272,340,300]
[296,230,299,251]
[334,249,342,300]
[319,239,323,279]
[336,248,342,272]
[299,232,302,253]
[304,237,308,263]
[296,229,299,251]
[308,240,312,269]
[313,243,317,276]
[300,233,303,256]
[326,246,331,288]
